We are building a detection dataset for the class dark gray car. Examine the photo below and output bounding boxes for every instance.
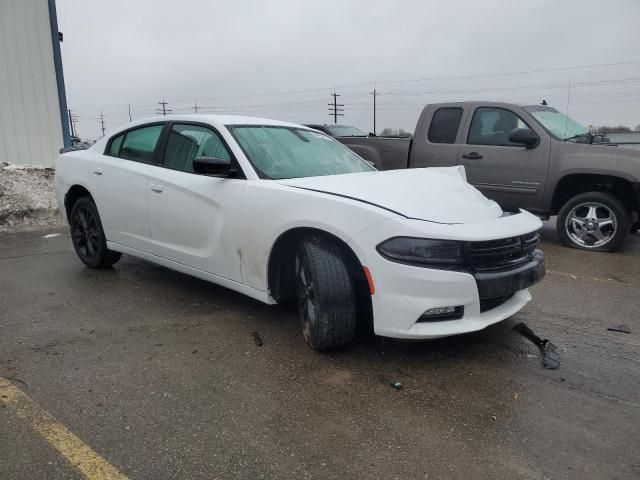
[339,101,640,252]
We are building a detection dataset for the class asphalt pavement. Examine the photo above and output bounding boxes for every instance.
[1,222,639,479]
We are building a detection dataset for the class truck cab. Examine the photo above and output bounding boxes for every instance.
[412,101,551,214]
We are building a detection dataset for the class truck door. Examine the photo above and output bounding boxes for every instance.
[410,105,467,168]
[457,105,550,213]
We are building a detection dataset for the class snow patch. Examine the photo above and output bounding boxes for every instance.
[0,163,65,233]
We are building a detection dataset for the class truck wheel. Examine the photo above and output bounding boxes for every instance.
[70,197,122,268]
[557,192,630,252]
[631,221,640,234]
[295,235,357,351]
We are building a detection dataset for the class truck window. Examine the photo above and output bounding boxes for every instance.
[467,107,531,146]
[428,108,463,144]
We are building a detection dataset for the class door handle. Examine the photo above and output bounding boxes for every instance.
[150,184,164,193]
[461,152,483,160]
[93,168,103,175]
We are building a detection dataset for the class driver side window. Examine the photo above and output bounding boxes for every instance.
[467,107,531,146]
[163,124,231,173]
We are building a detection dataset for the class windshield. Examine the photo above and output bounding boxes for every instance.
[524,105,588,141]
[323,125,367,137]
[227,126,376,179]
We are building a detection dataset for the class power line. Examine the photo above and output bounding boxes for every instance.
[328,89,344,124]
[373,60,640,86]
[165,59,640,105]
[156,99,172,115]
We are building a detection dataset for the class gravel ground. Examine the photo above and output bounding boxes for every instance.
[0,163,64,233]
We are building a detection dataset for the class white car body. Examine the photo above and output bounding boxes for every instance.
[54,115,544,340]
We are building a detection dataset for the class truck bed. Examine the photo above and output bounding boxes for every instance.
[338,136,411,170]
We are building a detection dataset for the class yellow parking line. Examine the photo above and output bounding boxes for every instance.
[0,377,128,480]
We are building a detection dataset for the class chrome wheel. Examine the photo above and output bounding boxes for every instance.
[565,202,617,249]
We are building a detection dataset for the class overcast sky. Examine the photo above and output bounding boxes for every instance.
[57,0,640,140]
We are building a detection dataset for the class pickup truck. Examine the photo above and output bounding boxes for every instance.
[338,101,640,251]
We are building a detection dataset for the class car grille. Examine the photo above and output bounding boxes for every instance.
[480,294,514,312]
[466,231,540,272]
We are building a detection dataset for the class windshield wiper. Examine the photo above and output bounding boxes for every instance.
[563,133,590,142]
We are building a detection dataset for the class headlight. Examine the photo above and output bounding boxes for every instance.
[376,237,464,267]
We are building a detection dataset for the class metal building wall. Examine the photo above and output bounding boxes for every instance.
[0,0,68,166]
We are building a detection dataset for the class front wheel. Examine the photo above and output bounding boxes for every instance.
[295,236,357,351]
[557,192,630,252]
[69,197,122,268]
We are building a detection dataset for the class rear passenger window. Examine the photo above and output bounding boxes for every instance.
[119,125,163,162]
[108,134,124,156]
[428,108,463,144]
[163,124,231,173]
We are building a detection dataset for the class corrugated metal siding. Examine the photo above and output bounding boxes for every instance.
[0,0,63,166]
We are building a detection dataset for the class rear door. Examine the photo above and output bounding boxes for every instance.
[457,105,550,212]
[95,123,164,252]
[145,122,245,283]
[409,104,467,168]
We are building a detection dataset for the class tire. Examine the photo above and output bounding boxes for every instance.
[69,197,121,268]
[557,191,630,252]
[631,221,640,234]
[295,235,357,351]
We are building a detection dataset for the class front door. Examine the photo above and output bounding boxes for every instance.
[457,106,550,212]
[146,122,245,283]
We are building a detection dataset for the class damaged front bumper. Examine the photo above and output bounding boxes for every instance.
[474,250,545,299]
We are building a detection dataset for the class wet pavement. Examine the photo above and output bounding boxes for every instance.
[1,222,639,479]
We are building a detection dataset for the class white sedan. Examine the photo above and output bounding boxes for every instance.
[54,115,545,350]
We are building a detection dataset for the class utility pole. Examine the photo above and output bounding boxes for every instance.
[128,104,132,122]
[97,111,106,137]
[193,99,199,114]
[156,98,172,115]
[370,84,379,135]
[67,109,78,139]
[328,89,344,124]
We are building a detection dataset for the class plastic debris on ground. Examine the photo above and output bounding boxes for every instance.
[514,322,560,370]
[607,325,632,334]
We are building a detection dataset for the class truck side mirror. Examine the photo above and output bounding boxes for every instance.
[509,128,539,149]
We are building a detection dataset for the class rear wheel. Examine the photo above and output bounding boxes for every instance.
[295,236,357,351]
[557,192,630,252]
[69,197,121,268]
[631,221,640,234]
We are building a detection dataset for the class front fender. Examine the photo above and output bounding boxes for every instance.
[238,181,395,292]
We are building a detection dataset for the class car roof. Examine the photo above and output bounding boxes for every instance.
[124,114,306,129]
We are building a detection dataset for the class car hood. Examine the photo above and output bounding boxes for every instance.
[277,168,503,224]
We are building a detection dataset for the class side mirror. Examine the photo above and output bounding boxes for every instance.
[509,128,539,149]
[193,156,233,176]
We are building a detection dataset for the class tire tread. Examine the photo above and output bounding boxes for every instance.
[298,235,357,350]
